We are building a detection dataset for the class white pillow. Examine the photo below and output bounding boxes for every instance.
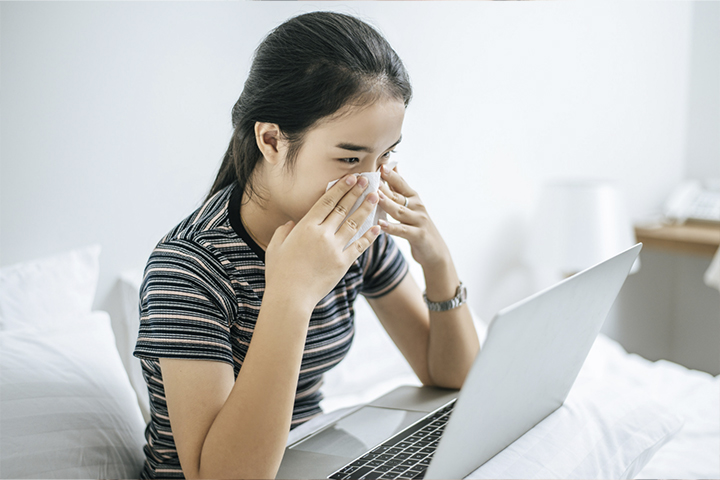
[0,311,147,479]
[118,268,151,422]
[0,245,101,330]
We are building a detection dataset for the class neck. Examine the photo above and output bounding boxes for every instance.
[239,190,286,251]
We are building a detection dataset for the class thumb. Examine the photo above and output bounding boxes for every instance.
[268,220,294,248]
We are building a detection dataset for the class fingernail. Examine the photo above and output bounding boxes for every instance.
[345,175,356,186]
[357,176,368,187]
[378,219,388,227]
[371,225,381,235]
[378,190,386,199]
[367,193,379,204]
[382,165,389,174]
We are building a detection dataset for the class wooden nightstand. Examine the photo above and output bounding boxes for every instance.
[634,221,720,256]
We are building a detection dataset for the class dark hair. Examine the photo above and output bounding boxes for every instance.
[206,11,412,203]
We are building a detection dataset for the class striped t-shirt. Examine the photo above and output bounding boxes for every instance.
[133,181,408,479]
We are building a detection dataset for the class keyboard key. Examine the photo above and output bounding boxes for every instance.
[361,470,383,480]
[401,459,417,467]
[395,452,412,460]
[372,445,392,454]
[384,459,402,466]
[345,466,373,479]
[404,446,421,453]
[388,467,408,476]
[397,441,413,449]
[368,460,383,467]
[387,447,403,455]
[340,465,360,475]
[410,453,426,461]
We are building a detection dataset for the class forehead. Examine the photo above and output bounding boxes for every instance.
[306,99,405,149]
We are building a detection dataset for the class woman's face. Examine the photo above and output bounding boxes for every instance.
[267,98,406,223]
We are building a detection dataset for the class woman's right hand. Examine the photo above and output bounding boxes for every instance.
[264,174,381,309]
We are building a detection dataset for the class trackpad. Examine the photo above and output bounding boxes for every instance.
[290,406,425,459]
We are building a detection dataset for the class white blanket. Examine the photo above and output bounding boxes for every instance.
[290,334,719,479]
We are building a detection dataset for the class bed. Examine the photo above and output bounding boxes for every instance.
[1,245,718,479]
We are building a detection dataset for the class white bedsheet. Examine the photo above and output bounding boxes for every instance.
[292,334,720,479]
[583,335,720,478]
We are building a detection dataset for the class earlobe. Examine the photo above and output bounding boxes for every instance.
[254,122,282,165]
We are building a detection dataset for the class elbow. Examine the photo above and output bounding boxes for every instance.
[427,358,475,390]
[196,452,280,480]
[428,376,464,391]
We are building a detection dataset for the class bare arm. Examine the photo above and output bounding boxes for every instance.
[368,267,478,390]
[161,291,314,479]
[373,164,479,389]
[160,174,381,479]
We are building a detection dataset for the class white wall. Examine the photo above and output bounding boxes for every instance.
[608,1,720,375]
[1,2,697,363]
[685,1,720,180]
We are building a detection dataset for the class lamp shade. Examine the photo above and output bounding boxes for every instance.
[529,180,640,276]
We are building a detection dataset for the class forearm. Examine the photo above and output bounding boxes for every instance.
[424,258,480,390]
[198,289,314,479]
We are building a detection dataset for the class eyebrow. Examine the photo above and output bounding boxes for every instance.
[335,135,402,153]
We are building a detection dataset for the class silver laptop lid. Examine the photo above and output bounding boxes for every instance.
[425,243,642,479]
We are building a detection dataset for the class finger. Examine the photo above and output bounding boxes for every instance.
[337,191,379,243]
[344,225,382,260]
[378,218,421,241]
[381,164,416,197]
[324,175,371,230]
[378,189,417,225]
[379,183,410,209]
[304,174,358,224]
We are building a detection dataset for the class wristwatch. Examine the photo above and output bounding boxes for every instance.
[423,282,467,312]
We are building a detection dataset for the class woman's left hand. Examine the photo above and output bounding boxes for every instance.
[377,164,451,270]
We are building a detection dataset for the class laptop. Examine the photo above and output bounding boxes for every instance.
[277,243,642,480]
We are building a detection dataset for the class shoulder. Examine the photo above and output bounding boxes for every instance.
[160,183,236,246]
[143,184,241,300]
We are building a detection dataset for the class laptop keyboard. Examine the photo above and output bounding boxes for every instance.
[328,400,456,480]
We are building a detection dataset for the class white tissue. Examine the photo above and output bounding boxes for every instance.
[326,162,396,250]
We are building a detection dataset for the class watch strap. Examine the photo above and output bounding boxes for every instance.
[423,282,467,312]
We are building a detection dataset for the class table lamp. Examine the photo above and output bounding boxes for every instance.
[528,180,640,278]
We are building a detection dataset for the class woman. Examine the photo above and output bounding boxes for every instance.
[134,11,479,479]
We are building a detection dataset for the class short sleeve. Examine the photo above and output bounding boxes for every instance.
[133,240,236,366]
[361,232,409,298]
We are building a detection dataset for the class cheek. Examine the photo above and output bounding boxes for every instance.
[290,183,330,219]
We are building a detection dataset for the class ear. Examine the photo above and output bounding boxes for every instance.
[254,122,284,166]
